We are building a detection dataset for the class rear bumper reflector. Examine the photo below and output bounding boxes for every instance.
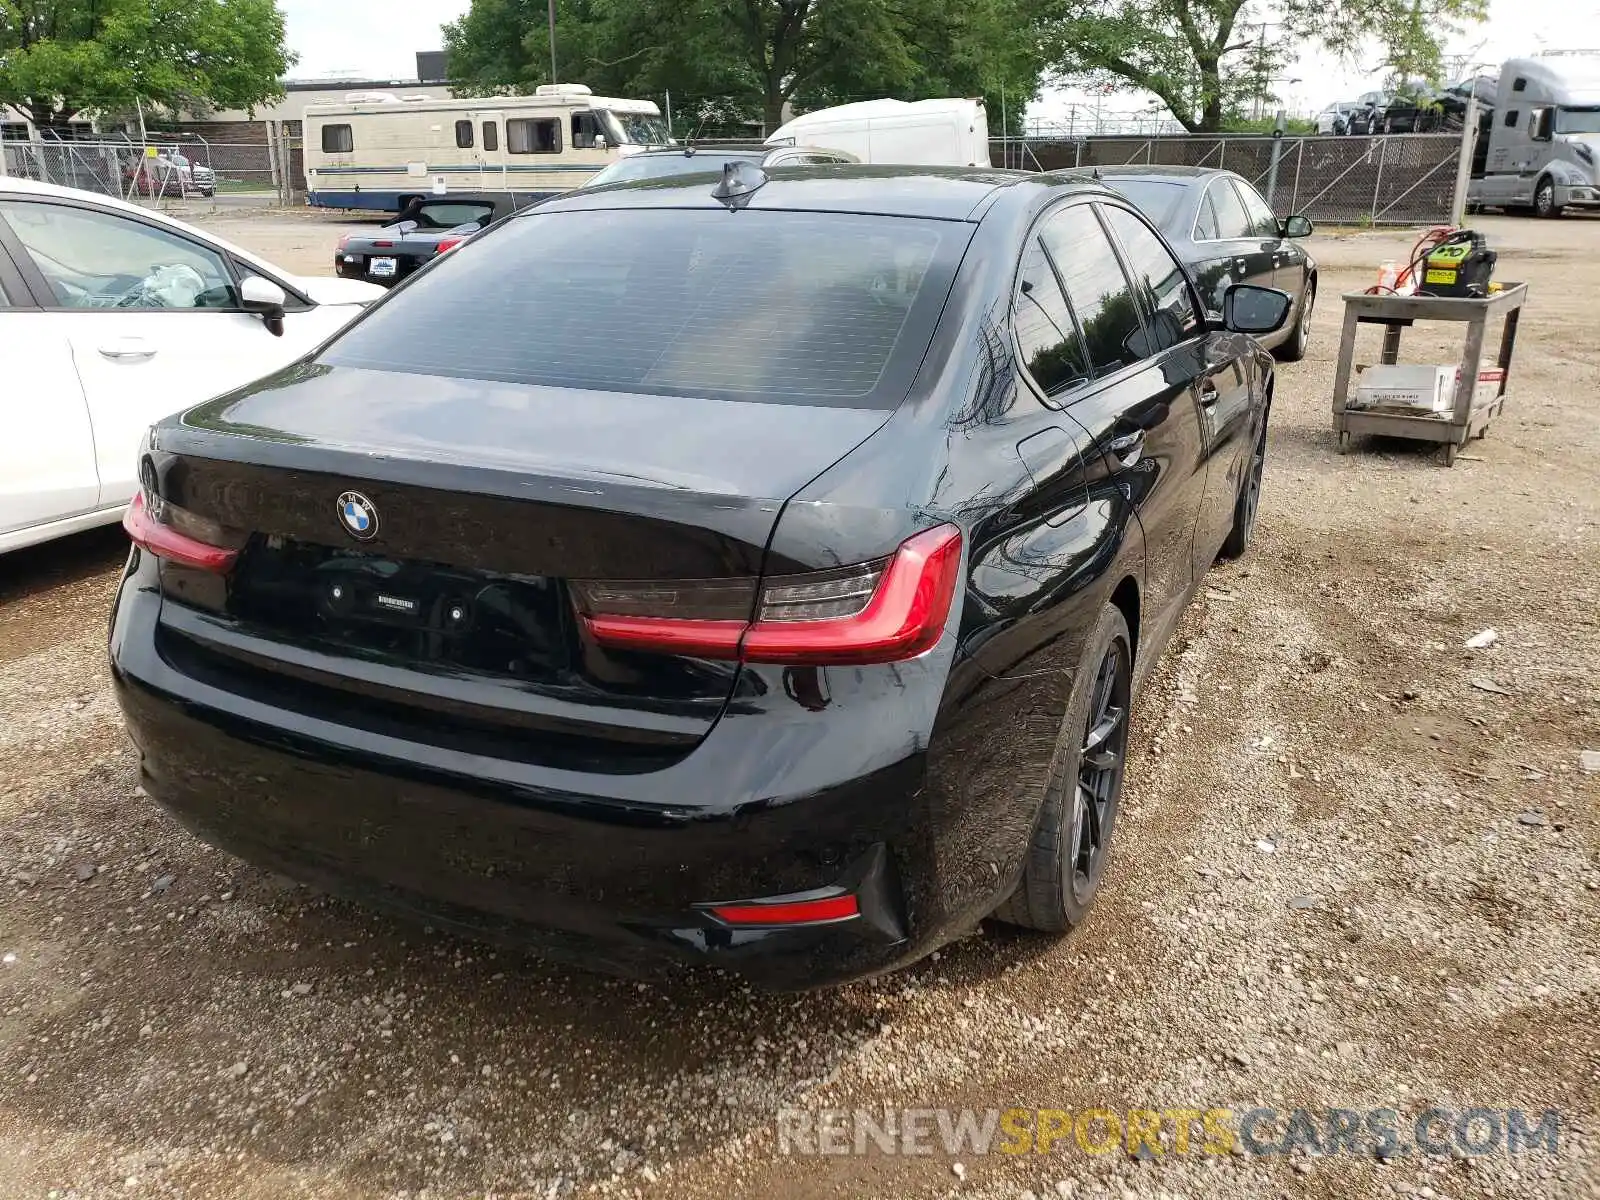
[706,892,860,927]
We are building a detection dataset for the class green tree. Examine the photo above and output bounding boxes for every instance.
[0,0,293,130]
[444,0,1045,136]
[1039,0,1485,133]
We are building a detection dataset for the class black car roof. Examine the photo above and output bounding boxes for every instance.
[1090,165,1232,181]
[533,164,1081,222]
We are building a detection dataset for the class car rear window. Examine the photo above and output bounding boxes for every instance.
[321,208,971,408]
[1100,179,1186,231]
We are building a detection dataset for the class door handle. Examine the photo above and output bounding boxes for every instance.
[1106,429,1146,466]
[98,339,157,362]
[1198,380,1220,407]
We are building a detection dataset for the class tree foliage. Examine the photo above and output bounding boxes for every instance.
[1039,0,1485,133]
[0,0,293,128]
[444,0,1046,135]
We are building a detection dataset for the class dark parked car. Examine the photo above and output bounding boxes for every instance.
[1096,166,1316,361]
[581,143,857,189]
[334,193,537,287]
[112,166,1290,990]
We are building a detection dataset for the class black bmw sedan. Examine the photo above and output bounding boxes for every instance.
[1096,166,1317,361]
[111,165,1289,990]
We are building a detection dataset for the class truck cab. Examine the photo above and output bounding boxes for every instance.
[1469,53,1600,217]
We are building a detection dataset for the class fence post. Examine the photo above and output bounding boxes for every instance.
[1218,138,1226,169]
[1265,110,1286,206]
[1289,138,1303,212]
[1371,137,1387,223]
[1449,93,1479,227]
[265,120,282,202]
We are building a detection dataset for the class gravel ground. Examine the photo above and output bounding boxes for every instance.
[1,209,1596,1200]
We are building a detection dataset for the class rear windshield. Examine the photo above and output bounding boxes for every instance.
[1101,179,1187,232]
[587,152,758,187]
[322,208,970,408]
[405,201,496,229]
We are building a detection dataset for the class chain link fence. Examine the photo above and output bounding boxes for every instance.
[2,132,292,208]
[992,133,1466,226]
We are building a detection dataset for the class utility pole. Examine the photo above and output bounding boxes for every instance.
[548,0,558,83]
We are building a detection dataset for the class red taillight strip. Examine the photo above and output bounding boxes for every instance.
[579,524,963,668]
[708,893,859,926]
[122,492,238,573]
[436,237,465,253]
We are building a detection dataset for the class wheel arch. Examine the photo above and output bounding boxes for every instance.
[1109,575,1141,674]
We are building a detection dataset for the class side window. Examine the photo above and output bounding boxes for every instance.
[1232,182,1280,238]
[321,123,353,154]
[508,118,562,154]
[1100,205,1200,353]
[482,122,499,152]
[1504,109,1519,128]
[0,201,238,310]
[455,120,474,149]
[571,111,603,149]
[1014,236,1091,395]
[1039,205,1147,377]
[1512,77,1527,92]
[1206,179,1254,240]
[1194,188,1221,241]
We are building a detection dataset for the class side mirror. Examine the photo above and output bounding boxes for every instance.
[1222,283,1292,335]
[240,275,287,337]
[594,134,608,150]
[1281,214,1314,238]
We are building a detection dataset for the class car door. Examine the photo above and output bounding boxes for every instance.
[0,233,100,542]
[1037,202,1211,649]
[1190,177,1270,318]
[1232,178,1305,305]
[0,197,324,513]
[1097,203,1253,575]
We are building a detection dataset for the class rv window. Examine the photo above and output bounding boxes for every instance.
[321,124,354,154]
[455,120,474,149]
[571,112,603,149]
[508,118,561,154]
[1504,110,1519,128]
[482,122,499,151]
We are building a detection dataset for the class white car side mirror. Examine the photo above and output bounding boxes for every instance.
[240,275,288,337]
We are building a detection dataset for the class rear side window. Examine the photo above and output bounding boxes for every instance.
[1014,237,1090,394]
[1232,182,1280,239]
[321,124,353,154]
[1203,179,1254,240]
[1038,205,1145,378]
[1504,110,1519,127]
[1100,205,1200,353]
[455,120,474,149]
[321,209,970,408]
[482,122,499,152]
[508,118,561,154]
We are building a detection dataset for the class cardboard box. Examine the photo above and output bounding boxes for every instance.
[1352,365,1505,417]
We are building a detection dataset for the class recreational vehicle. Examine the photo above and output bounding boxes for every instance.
[302,85,673,211]
[1468,52,1600,216]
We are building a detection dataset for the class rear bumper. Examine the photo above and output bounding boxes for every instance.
[109,551,1017,989]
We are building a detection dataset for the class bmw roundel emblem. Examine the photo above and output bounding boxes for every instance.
[336,491,379,540]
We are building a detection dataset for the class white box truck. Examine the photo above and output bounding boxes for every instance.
[764,98,990,168]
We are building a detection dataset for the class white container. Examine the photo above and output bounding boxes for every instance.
[1352,365,1506,416]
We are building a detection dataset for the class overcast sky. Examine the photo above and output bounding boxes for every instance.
[277,0,1600,124]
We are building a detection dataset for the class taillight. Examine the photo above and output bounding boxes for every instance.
[373,240,394,248]
[336,235,350,252]
[436,237,465,253]
[123,491,238,573]
[574,524,962,666]
[707,893,859,926]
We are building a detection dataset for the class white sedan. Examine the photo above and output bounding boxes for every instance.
[0,177,384,554]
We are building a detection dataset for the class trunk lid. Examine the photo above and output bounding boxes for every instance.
[150,365,890,766]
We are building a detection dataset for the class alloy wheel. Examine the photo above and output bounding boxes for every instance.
[1297,287,1315,354]
[1536,181,1555,217]
[1069,640,1131,904]
[1240,428,1267,543]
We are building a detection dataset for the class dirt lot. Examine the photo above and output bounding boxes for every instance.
[1,208,1596,1200]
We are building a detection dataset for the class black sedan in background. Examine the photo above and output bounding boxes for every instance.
[334,193,536,287]
[1097,166,1317,361]
[112,166,1289,989]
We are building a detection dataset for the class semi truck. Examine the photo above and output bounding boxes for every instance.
[1468,52,1600,217]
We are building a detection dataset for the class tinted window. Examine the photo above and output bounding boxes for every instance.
[1205,179,1254,240]
[1039,206,1145,377]
[323,210,969,408]
[482,122,499,152]
[455,120,474,149]
[1014,237,1090,394]
[586,151,757,187]
[508,118,561,154]
[571,111,604,149]
[1100,205,1199,353]
[407,201,496,229]
[321,123,353,154]
[1195,188,1221,241]
[0,201,237,310]
[1504,109,1519,127]
[1101,179,1186,231]
[1233,182,1280,238]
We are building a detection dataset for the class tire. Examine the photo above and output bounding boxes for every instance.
[1219,411,1268,560]
[1274,279,1314,363]
[1534,176,1561,218]
[993,603,1133,933]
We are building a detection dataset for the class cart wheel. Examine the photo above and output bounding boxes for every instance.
[1444,443,1458,467]
[1337,431,1351,454]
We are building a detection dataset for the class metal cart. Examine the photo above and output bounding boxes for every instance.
[1331,283,1528,466]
